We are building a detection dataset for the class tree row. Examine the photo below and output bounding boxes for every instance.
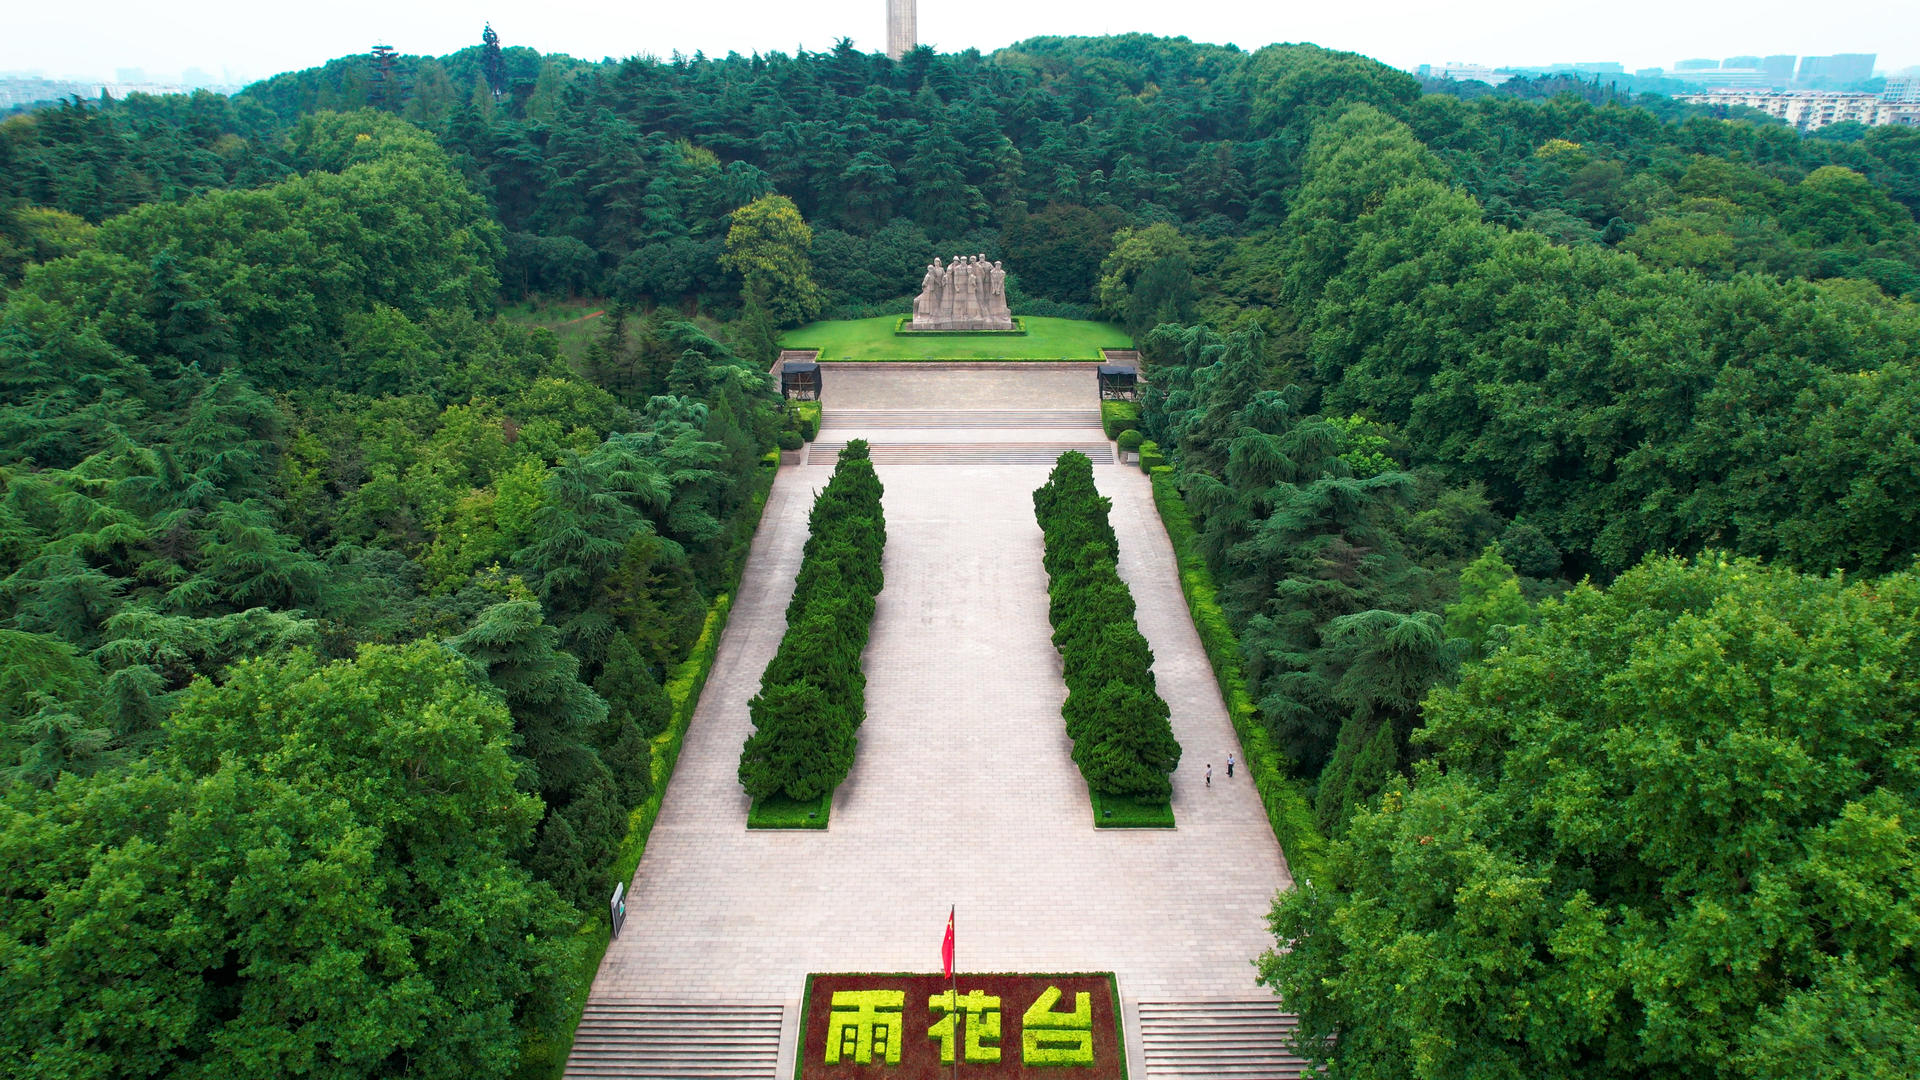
[737,440,886,802]
[1032,452,1181,801]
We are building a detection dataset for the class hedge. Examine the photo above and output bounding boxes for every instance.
[1115,429,1145,453]
[1148,466,1327,883]
[1136,440,1163,473]
[738,439,886,806]
[1100,400,1141,439]
[788,400,821,441]
[893,315,1030,335]
[1034,452,1181,805]
[524,465,777,1080]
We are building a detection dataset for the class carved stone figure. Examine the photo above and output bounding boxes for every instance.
[908,252,1014,330]
[915,257,945,322]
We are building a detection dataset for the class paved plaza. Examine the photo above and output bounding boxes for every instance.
[582,368,1294,1075]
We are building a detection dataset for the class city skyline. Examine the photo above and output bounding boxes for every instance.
[4,0,1916,88]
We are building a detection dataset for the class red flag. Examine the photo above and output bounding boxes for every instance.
[941,907,955,979]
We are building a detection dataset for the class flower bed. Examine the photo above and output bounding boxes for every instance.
[798,972,1127,1079]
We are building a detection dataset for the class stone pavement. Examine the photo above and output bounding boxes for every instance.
[583,369,1294,1076]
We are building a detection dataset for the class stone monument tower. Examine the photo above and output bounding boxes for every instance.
[886,0,916,61]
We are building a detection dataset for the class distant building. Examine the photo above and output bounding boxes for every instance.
[1425,62,1510,86]
[885,0,916,61]
[1676,58,1721,71]
[1797,53,1876,85]
[1724,55,1761,69]
[1884,75,1920,104]
[0,75,238,111]
[1680,88,1920,130]
[1762,55,1798,84]
[1677,68,1776,89]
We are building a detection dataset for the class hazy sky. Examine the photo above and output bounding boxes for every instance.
[6,0,1916,84]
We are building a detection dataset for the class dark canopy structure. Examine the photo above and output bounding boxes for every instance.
[1097,364,1138,401]
[781,360,822,400]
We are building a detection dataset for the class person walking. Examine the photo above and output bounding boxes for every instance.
[1205,764,1212,788]
[1227,753,1234,779]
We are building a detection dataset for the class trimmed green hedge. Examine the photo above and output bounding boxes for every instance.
[1137,440,1164,473]
[524,470,777,1080]
[1034,452,1181,808]
[1101,400,1141,439]
[893,315,1030,335]
[1092,789,1178,828]
[1116,429,1145,453]
[746,790,830,829]
[788,400,821,441]
[739,440,886,807]
[1148,466,1327,883]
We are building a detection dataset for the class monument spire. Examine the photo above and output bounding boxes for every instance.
[886,0,917,62]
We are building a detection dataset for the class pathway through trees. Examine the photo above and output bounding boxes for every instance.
[572,365,1298,1078]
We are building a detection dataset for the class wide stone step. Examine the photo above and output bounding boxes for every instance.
[1136,1001,1310,1080]
[563,1002,784,1080]
[808,441,1116,466]
[821,407,1101,429]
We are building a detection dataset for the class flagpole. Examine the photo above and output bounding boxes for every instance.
[950,904,959,1080]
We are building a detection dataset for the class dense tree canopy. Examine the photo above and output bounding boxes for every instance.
[4,25,1919,1078]
[1,642,576,1079]
[1261,556,1920,1080]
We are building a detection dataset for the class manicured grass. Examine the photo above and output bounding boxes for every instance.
[783,315,1130,361]
[747,791,831,829]
[1091,789,1176,829]
[496,296,618,365]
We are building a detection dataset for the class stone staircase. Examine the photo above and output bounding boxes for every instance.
[1135,1001,1310,1079]
[822,407,1101,429]
[807,441,1116,466]
[562,1002,784,1079]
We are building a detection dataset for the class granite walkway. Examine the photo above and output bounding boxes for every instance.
[581,369,1293,1075]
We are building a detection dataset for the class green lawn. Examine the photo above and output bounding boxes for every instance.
[782,315,1130,361]
[1091,789,1176,829]
[495,297,617,365]
[747,791,831,829]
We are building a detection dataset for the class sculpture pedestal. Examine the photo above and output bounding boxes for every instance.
[906,316,1017,331]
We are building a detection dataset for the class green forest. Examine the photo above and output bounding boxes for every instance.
[3,26,1916,1080]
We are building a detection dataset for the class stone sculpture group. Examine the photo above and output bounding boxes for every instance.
[910,254,1015,330]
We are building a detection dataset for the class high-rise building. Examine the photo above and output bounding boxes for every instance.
[1885,76,1920,104]
[1798,53,1876,85]
[1724,55,1761,69]
[1762,56,1797,84]
[886,0,916,61]
[1676,58,1721,71]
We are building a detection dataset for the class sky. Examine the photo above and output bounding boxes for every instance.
[4,0,1916,85]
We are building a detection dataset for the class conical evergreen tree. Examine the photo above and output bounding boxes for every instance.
[449,599,623,906]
